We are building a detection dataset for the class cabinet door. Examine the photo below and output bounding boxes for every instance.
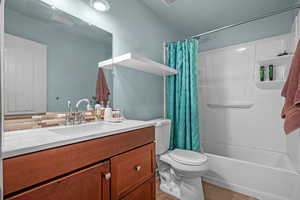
[6,161,110,200]
[121,177,155,200]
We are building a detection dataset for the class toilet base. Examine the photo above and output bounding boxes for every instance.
[159,170,205,200]
[180,177,205,200]
[157,152,207,200]
[159,168,181,199]
[160,183,180,199]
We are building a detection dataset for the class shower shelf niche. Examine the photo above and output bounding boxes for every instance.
[255,54,292,90]
[98,53,177,76]
[256,80,285,90]
[257,54,293,66]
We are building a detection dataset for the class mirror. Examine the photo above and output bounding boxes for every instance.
[4,0,113,131]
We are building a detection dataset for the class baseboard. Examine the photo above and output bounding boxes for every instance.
[203,175,290,200]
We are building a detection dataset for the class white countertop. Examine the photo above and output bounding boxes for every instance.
[3,120,156,159]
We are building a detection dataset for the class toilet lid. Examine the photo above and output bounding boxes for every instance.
[169,149,207,166]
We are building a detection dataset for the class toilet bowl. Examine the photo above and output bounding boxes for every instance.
[149,119,208,200]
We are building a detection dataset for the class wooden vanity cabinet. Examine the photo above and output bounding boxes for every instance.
[3,127,156,200]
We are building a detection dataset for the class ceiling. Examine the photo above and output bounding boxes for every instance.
[140,0,298,36]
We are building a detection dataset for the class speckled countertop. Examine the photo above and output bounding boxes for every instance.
[3,120,156,159]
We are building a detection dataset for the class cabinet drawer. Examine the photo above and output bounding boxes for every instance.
[111,143,155,199]
[121,176,155,200]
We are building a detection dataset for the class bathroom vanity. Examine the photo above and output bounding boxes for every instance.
[3,121,156,200]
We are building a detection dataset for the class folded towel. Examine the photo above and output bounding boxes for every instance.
[96,68,110,103]
[281,40,300,134]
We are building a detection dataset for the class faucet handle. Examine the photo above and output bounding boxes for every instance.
[67,100,72,111]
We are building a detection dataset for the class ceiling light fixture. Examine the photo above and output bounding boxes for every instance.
[162,0,177,7]
[92,0,110,12]
[236,47,247,52]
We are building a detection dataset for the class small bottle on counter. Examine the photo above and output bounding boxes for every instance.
[260,66,265,81]
[104,101,112,121]
[269,64,274,81]
[95,104,101,120]
[100,101,106,120]
[112,109,121,119]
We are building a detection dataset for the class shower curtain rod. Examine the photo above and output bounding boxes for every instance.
[192,4,300,39]
[165,4,300,45]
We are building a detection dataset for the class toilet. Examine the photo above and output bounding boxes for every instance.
[150,119,208,200]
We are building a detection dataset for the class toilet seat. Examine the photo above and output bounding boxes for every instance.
[160,150,208,173]
[169,149,207,166]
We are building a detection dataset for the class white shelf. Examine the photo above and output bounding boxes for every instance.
[207,101,254,109]
[98,53,177,76]
[257,55,293,66]
[256,80,285,90]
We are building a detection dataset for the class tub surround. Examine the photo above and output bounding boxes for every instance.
[3,120,156,159]
[204,152,300,200]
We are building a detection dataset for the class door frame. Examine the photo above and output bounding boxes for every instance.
[0,0,5,199]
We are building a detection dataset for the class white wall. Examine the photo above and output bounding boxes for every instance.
[199,34,292,155]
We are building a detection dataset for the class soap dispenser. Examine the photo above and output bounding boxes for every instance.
[104,101,112,121]
[95,104,101,120]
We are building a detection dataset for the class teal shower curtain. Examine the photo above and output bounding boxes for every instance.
[167,39,200,152]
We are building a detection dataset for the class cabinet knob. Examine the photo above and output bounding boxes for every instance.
[135,165,142,171]
[103,172,111,180]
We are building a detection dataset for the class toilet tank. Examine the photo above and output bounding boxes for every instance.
[287,129,300,173]
[149,119,171,155]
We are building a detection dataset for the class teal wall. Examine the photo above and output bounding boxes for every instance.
[39,0,183,120]
[5,9,113,112]
[199,9,297,52]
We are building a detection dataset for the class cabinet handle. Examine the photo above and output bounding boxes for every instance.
[103,172,111,180]
[135,165,142,171]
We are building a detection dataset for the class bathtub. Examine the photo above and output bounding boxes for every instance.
[202,142,300,200]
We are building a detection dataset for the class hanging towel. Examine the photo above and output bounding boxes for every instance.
[281,40,300,134]
[96,68,110,102]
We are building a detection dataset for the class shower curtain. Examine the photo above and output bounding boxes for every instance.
[167,39,200,152]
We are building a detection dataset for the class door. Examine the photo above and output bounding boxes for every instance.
[4,34,47,115]
[6,161,110,200]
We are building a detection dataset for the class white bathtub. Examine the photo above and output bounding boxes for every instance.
[203,142,300,200]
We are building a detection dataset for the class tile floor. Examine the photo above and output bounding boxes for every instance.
[156,177,256,200]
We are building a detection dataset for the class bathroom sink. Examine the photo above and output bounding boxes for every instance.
[50,122,110,136]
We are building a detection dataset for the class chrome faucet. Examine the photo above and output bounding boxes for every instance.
[65,98,93,125]
[74,99,92,124]
[75,98,92,112]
